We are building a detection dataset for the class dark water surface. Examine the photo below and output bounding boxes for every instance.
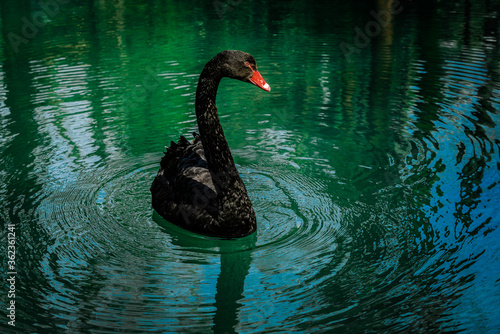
[1,0,499,332]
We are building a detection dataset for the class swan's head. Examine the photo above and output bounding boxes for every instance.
[215,50,271,92]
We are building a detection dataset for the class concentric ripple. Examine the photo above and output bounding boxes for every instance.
[16,151,366,332]
[1,1,500,333]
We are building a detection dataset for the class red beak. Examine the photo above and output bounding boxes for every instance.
[249,69,271,92]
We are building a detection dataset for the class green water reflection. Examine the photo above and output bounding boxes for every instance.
[1,0,499,333]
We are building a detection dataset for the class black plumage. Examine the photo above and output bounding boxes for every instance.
[151,50,270,238]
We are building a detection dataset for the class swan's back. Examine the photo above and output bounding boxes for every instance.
[151,134,220,233]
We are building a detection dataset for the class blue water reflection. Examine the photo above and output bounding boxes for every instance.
[0,0,499,333]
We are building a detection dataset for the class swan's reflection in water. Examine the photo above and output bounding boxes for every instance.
[213,249,253,333]
[155,213,256,333]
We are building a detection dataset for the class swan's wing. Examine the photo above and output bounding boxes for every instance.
[151,134,218,227]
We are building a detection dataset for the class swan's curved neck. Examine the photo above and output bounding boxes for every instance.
[195,65,240,190]
[191,56,256,232]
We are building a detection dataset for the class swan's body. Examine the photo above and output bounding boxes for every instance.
[150,50,270,238]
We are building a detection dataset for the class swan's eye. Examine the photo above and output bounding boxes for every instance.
[244,61,256,71]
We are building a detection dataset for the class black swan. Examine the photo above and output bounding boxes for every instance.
[151,50,271,238]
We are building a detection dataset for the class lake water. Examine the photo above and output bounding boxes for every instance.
[1,0,499,332]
